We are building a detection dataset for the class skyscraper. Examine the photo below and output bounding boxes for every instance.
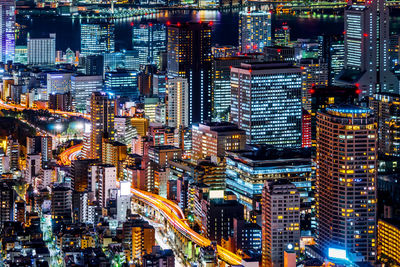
[132,22,166,70]
[81,22,115,56]
[337,0,398,95]
[167,22,212,124]
[166,77,189,128]
[27,33,56,65]
[71,74,103,112]
[317,105,377,262]
[239,9,271,53]
[105,70,139,101]
[0,0,15,63]
[262,180,300,267]
[230,62,303,147]
[89,92,115,160]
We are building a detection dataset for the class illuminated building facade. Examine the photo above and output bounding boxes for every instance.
[230,62,302,147]
[239,10,271,53]
[274,24,290,46]
[316,105,377,262]
[167,22,212,124]
[337,0,398,95]
[377,219,400,265]
[47,72,72,96]
[80,22,115,56]
[89,92,115,160]
[166,77,189,128]
[27,33,56,65]
[211,56,257,122]
[191,122,246,160]
[0,0,15,63]
[71,74,103,112]
[105,70,139,101]
[132,22,166,70]
[225,146,312,221]
[262,180,300,267]
[370,93,400,157]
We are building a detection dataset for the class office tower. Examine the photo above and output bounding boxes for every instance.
[274,23,290,46]
[0,1,15,63]
[104,51,125,72]
[27,33,56,65]
[337,0,398,95]
[153,72,167,95]
[166,77,189,128]
[167,22,212,124]
[85,55,104,76]
[144,97,158,122]
[71,74,103,112]
[148,145,182,167]
[143,246,175,267]
[191,122,246,160]
[114,116,137,147]
[7,137,19,171]
[203,197,244,244]
[138,64,157,97]
[0,181,16,227]
[370,93,400,157]
[131,117,149,137]
[80,22,115,56]
[132,22,166,70]
[230,62,303,147]
[226,146,312,221]
[317,105,377,262]
[122,215,155,263]
[211,56,257,122]
[262,180,300,267]
[14,45,27,64]
[89,92,115,160]
[264,46,295,63]
[299,59,328,112]
[49,92,72,111]
[320,34,345,85]
[233,219,262,253]
[47,72,72,95]
[105,70,139,101]
[89,164,117,208]
[51,184,73,228]
[239,10,272,53]
[25,154,41,183]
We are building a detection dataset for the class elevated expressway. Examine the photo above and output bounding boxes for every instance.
[58,144,243,266]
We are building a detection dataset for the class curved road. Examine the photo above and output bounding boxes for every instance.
[59,145,242,265]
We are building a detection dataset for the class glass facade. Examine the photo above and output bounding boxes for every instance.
[81,22,115,56]
[105,70,139,101]
[239,10,271,53]
[0,0,15,63]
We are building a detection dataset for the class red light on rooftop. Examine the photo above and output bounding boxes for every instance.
[277,49,281,53]
[177,22,181,27]
[130,22,134,26]
[309,89,315,94]
[209,21,213,26]
[166,21,171,26]
[249,69,252,73]
[253,45,258,49]
[356,89,362,94]
[149,23,153,27]
[343,31,346,35]
[363,33,368,37]
[355,83,360,87]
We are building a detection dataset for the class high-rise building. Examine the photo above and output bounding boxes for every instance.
[166,77,189,128]
[89,92,115,160]
[47,72,72,96]
[27,136,53,163]
[167,22,212,124]
[81,22,115,56]
[7,137,19,171]
[262,180,300,267]
[337,0,398,95]
[51,184,73,228]
[27,33,56,65]
[49,92,73,111]
[114,116,137,148]
[71,74,103,112]
[191,122,246,160]
[239,10,272,53]
[370,93,400,157]
[0,0,15,63]
[89,164,117,208]
[320,34,345,85]
[316,105,377,262]
[105,70,139,101]
[25,154,41,183]
[132,22,166,70]
[230,62,303,147]
[0,180,16,227]
[85,55,104,76]
[211,56,257,122]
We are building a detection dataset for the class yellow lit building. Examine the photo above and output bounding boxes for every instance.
[378,219,400,265]
[131,117,149,137]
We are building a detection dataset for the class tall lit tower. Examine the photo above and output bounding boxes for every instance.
[316,105,377,262]
[81,22,115,56]
[239,9,271,53]
[89,92,115,160]
[167,22,212,124]
[0,0,15,63]
[338,0,398,95]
